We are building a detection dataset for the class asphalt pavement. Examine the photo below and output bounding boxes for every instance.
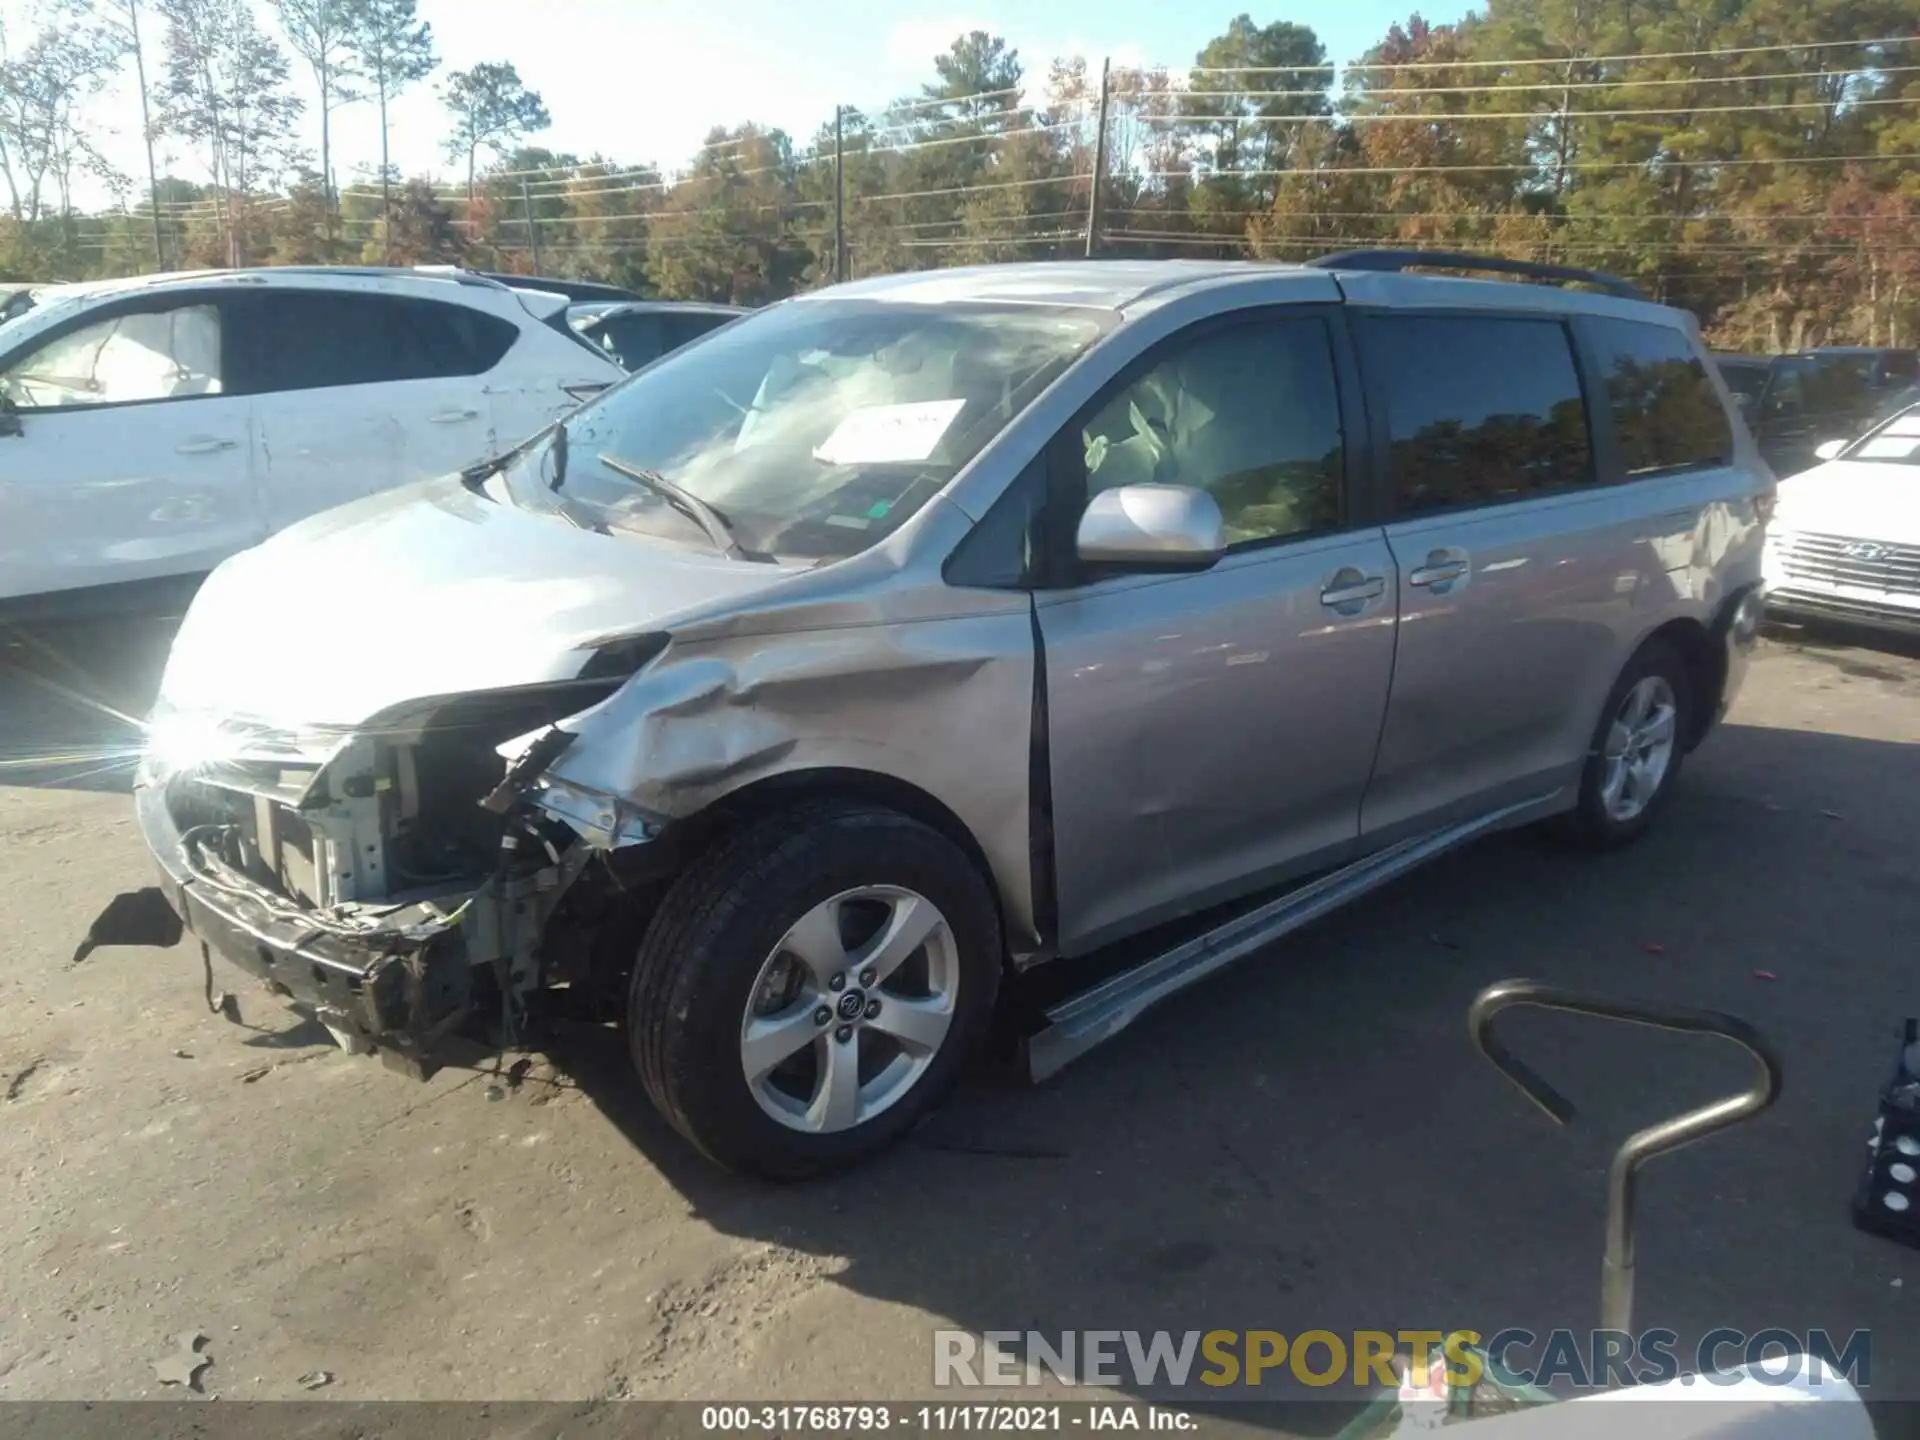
[1,614,1916,1434]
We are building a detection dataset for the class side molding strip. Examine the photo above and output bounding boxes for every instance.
[1025,792,1561,1082]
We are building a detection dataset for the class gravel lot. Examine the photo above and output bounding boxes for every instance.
[1,615,1917,1431]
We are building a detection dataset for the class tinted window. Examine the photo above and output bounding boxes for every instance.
[1078,316,1343,546]
[662,311,733,351]
[1,302,223,409]
[1765,355,1881,421]
[230,292,517,394]
[1366,316,1592,515]
[1589,318,1732,476]
[593,312,667,370]
[1716,359,1771,405]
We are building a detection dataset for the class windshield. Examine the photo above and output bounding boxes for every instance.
[1843,402,1920,466]
[505,297,1110,562]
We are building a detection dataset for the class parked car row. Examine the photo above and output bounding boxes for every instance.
[568,300,745,372]
[1764,397,1920,638]
[115,250,1770,1178]
[1714,346,1919,479]
[0,266,746,615]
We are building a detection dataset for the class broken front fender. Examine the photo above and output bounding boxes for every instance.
[531,603,1043,950]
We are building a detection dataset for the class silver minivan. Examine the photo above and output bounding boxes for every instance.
[123,252,1771,1177]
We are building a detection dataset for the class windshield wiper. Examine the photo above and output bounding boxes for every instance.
[596,452,747,561]
[460,419,562,491]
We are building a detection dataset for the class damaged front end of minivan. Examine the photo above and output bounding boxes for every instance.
[131,649,670,1077]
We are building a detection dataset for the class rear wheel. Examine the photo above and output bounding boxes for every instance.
[628,801,1000,1179]
[1557,638,1693,848]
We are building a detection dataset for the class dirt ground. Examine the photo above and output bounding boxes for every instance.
[1,615,1918,1431]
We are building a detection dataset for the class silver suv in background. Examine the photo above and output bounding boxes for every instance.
[120,250,1771,1178]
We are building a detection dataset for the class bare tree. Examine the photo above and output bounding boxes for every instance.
[269,0,358,241]
[0,8,122,223]
[439,60,548,210]
[339,0,434,254]
[157,0,304,264]
[83,0,165,265]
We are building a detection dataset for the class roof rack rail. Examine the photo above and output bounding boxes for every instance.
[1306,249,1647,302]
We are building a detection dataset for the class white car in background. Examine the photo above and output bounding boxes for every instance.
[0,267,625,617]
[1765,399,1920,637]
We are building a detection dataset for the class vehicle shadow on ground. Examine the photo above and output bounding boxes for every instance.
[1765,616,1920,668]
[0,617,180,793]
[553,719,1920,1431]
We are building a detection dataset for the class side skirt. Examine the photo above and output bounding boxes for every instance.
[1023,791,1563,1082]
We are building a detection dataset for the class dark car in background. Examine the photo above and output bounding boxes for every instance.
[568,299,746,372]
[1718,347,1920,478]
[476,272,640,306]
[1714,353,1773,413]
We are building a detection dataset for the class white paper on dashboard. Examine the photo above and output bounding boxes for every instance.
[1881,413,1920,437]
[1859,436,1920,459]
[813,399,967,465]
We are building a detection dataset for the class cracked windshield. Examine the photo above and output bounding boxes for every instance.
[533,301,1107,560]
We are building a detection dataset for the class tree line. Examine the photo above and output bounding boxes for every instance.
[2,1,1916,352]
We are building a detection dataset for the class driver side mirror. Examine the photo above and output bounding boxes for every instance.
[1076,484,1226,570]
[1814,439,1847,463]
[0,394,21,438]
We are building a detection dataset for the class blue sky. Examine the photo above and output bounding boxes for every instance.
[17,0,1465,206]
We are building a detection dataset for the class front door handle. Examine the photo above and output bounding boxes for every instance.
[429,408,480,424]
[1408,548,1470,588]
[175,436,237,455]
[1320,573,1386,608]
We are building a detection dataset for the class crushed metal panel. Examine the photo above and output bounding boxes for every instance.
[540,606,1041,948]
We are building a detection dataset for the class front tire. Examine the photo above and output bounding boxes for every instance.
[1557,637,1693,849]
[628,800,1001,1179]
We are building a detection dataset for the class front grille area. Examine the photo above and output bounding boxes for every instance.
[1774,531,1920,595]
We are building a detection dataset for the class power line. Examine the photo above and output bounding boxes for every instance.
[883,231,1084,250]
[1138,150,1920,179]
[853,172,1089,206]
[1174,33,1920,75]
[1112,63,1920,103]
[1130,95,1919,119]
[1104,229,1920,253]
[1111,205,1907,225]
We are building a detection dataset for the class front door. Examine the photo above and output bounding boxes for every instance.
[0,294,259,600]
[1035,309,1398,953]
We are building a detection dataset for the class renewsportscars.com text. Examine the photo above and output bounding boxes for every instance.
[933,1328,1871,1390]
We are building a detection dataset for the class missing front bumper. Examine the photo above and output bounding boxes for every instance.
[135,782,480,1076]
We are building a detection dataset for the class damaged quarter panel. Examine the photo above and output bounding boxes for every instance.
[538,496,1043,951]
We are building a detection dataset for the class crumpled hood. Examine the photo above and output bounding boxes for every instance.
[1773,460,1920,547]
[158,474,801,727]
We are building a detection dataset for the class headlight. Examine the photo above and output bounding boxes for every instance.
[137,705,348,787]
[142,709,239,778]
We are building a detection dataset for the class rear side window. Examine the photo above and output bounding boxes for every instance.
[230,291,518,394]
[1587,318,1732,476]
[1716,360,1771,405]
[662,311,733,351]
[1365,315,1593,515]
[593,312,667,370]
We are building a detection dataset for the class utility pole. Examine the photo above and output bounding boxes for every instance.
[1084,58,1112,259]
[126,0,165,269]
[833,105,847,283]
[521,178,541,273]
